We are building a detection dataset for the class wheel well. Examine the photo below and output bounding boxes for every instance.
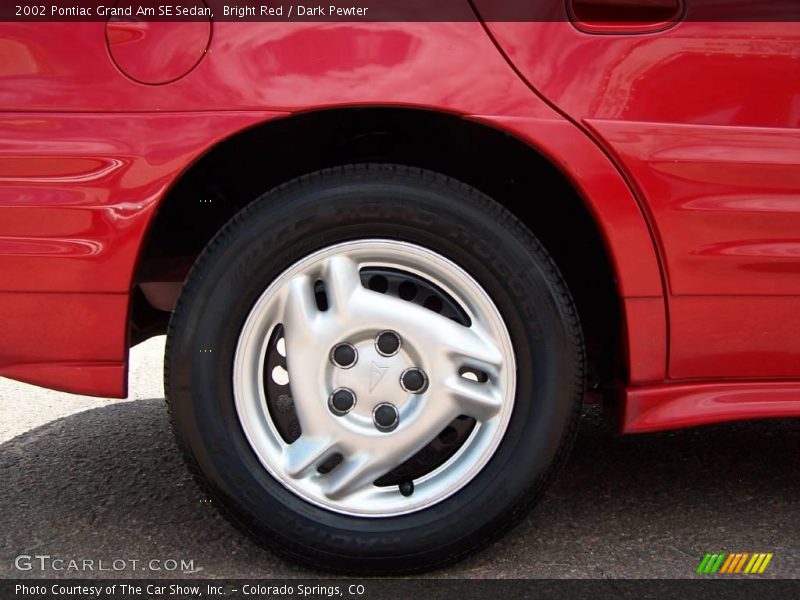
[133,108,623,391]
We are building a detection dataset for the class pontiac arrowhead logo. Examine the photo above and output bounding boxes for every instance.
[370,362,389,392]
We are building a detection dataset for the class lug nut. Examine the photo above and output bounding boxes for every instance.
[376,331,401,356]
[330,343,357,368]
[400,367,428,393]
[329,388,356,415]
[373,403,399,431]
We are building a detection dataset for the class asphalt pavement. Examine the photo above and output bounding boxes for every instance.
[1,337,798,579]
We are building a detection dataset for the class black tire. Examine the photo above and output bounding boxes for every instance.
[166,164,584,574]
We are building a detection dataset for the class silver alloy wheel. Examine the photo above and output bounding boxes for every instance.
[233,240,516,517]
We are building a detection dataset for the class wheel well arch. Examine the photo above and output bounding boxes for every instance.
[133,107,624,391]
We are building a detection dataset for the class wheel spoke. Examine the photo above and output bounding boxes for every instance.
[283,274,322,344]
[443,376,504,421]
[320,452,381,499]
[321,255,363,318]
[281,275,330,436]
[283,435,338,478]
[440,323,505,377]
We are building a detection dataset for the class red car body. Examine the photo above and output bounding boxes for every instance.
[1,3,799,433]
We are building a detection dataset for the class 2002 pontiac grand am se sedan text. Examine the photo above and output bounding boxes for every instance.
[0,0,798,574]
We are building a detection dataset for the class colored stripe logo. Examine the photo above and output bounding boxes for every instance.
[697,552,773,574]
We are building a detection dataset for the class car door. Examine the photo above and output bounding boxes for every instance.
[474,0,800,379]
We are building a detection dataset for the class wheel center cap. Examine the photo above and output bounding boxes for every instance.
[333,340,411,413]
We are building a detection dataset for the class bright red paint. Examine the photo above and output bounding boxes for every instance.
[1,8,799,433]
